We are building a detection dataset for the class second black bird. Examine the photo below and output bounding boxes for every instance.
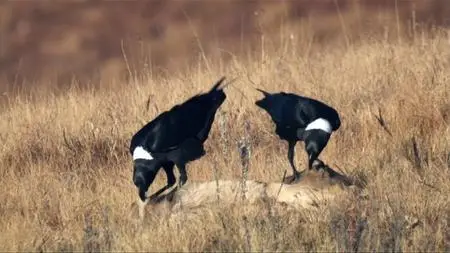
[255,88,341,182]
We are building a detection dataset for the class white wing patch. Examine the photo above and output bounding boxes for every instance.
[133,146,154,161]
[305,118,332,134]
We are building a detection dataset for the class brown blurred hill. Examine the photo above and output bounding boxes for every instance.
[0,0,449,91]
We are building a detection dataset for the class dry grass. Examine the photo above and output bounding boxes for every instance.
[1,23,449,252]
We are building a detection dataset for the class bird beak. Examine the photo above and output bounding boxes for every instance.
[138,187,148,202]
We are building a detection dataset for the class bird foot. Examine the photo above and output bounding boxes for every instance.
[178,180,185,188]
[179,174,187,187]
[283,171,304,184]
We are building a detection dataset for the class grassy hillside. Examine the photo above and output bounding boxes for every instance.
[0,21,449,252]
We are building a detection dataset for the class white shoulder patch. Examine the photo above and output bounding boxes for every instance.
[133,146,154,161]
[305,118,332,134]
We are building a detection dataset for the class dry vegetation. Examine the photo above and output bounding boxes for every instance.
[1,16,450,252]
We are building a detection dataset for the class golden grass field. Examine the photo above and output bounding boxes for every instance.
[1,21,449,251]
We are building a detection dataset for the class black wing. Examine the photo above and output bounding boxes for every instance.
[273,93,340,130]
[130,100,212,153]
[130,77,226,154]
[261,93,310,128]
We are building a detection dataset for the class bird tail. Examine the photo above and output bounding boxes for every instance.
[209,76,242,93]
[255,88,270,97]
[209,76,226,92]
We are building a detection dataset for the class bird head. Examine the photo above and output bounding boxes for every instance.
[132,159,159,202]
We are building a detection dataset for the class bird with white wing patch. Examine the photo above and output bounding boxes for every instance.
[255,88,341,183]
[129,76,229,216]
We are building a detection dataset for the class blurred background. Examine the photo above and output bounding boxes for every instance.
[0,0,449,92]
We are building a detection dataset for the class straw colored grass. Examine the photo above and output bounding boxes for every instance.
[0,27,449,252]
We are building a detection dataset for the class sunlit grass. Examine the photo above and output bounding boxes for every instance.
[0,23,449,251]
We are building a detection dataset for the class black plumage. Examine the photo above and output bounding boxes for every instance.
[130,77,227,201]
[255,88,341,182]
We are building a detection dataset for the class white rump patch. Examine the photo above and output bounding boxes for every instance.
[305,118,332,134]
[133,146,154,161]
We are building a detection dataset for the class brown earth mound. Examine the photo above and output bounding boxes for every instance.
[132,161,359,220]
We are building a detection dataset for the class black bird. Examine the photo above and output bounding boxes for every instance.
[130,77,228,203]
[255,88,341,182]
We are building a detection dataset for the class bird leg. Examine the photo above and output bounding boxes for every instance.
[148,162,177,202]
[163,162,176,187]
[288,141,302,181]
[177,163,188,188]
